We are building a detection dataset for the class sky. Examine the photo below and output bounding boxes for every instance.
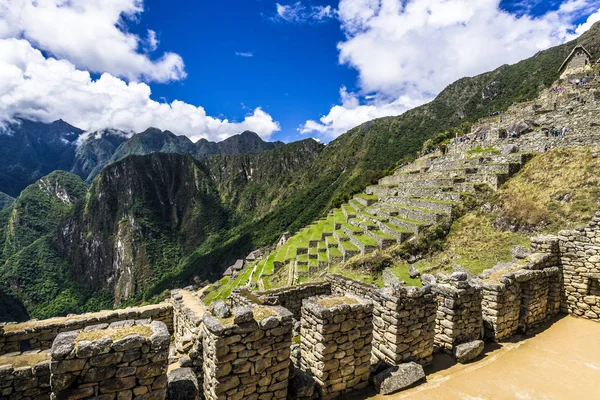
[1,1,600,144]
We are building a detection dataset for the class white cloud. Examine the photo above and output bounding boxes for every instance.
[302,0,600,139]
[235,52,254,57]
[0,39,281,142]
[0,0,185,83]
[275,2,335,23]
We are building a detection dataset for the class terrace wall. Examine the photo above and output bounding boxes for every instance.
[0,303,173,356]
[0,353,51,399]
[300,296,373,400]
[50,320,170,399]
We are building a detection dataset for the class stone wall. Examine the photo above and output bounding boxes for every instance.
[171,289,206,395]
[201,305,293,400]
[370,285,437,366]
[300,295,373,400]
[559,212,600,321]
[229,283,332,320]
[0,352,51,399]
[0,303,173,356]
[448,82,600,155]
[50,319,170,399]
[480,276,521,341]
[327,274,377,299]
[432,273,483,353]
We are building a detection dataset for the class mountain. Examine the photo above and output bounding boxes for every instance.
[71,130,129,182]
[0,192,14,210]
[111,128,284,164]
[198,131,284,156]
[0,171,89,319]
[0,119,83,197]
[0,121,287,194]
[0,140,324,319]
[3,23,600,321]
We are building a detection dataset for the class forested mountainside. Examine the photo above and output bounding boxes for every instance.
[0,121,284,195]
[0,119,82,198]
[0,140,324,320]
[0,193,14,210]
[2,23,600,322]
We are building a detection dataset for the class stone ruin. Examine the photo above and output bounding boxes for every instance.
[2,209,600,399]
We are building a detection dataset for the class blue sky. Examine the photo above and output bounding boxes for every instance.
[1,0,600,143]
[136,0,356,142]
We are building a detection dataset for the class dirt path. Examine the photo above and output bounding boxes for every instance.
[345,316,600,400]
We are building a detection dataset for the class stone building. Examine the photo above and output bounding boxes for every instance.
[559,45,592,80]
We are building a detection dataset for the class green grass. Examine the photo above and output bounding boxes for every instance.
[263,254,276,275]
[342,223,362,233]
[328,246,343,258]
[318,251,329,262]
[384,223,412,234]
[354,235,379,247]
[388,263,423,287]
[355,194,378,201]
[368,229,397,240]
[339,241,359,252]
[334,230,350,241]
[202,264,254,305]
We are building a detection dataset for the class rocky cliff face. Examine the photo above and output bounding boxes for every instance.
[0,119,82,197]
[71,130,129,182]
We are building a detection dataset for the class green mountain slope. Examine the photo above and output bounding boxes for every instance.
[0,119,83,197]
[0,171,92,320]
[0,192,14,210]
[71,130,129,182]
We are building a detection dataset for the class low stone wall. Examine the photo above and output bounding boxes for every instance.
[201,305,293,400]
[432,274,483,353]
[171,289,206,394]
[481,276,521,341]
[0,303,173,356]
[229,283,331,320]
[50,319,170,399]
[300,295,373,400]
[327,274,377,299]
[0,351,51,399]
[559,213,600,321]
[371,285,437,366]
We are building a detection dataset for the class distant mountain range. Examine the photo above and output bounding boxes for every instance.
[0,120,284,197]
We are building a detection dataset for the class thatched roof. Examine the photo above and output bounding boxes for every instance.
[559,45,593,73]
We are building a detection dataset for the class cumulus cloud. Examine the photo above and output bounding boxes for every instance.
[0,0,185,82]
[0,39,280,142]
[301,0,600,139]
[275,2,335,23]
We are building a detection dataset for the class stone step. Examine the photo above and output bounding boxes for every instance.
[333,230,350,242]
[384,196,456,215]
[338,240,361,261]
[348,199,365,211]
[353,194,379,207]
[370,203,444,224]
[342,203,357,221]
[388,215,431,234]
[390,186,463,202]
[464,173,510,190]
[348,232,379,254]
[476,162,522,175]
[378,221,414,241]
[365,229,398,249]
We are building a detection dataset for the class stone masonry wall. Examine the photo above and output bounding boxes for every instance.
[171,289,206,395]
[0,352,51,399]
[201,305,293,400]
[327,274,377,299]
[370,285,437,366]
[50,320,170,399]
[480,276,521,341]
[432,273,483,353]
[300,295,372,400]
[0,303,173,356]
[559,212,600,321]
[229,283,331,320]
